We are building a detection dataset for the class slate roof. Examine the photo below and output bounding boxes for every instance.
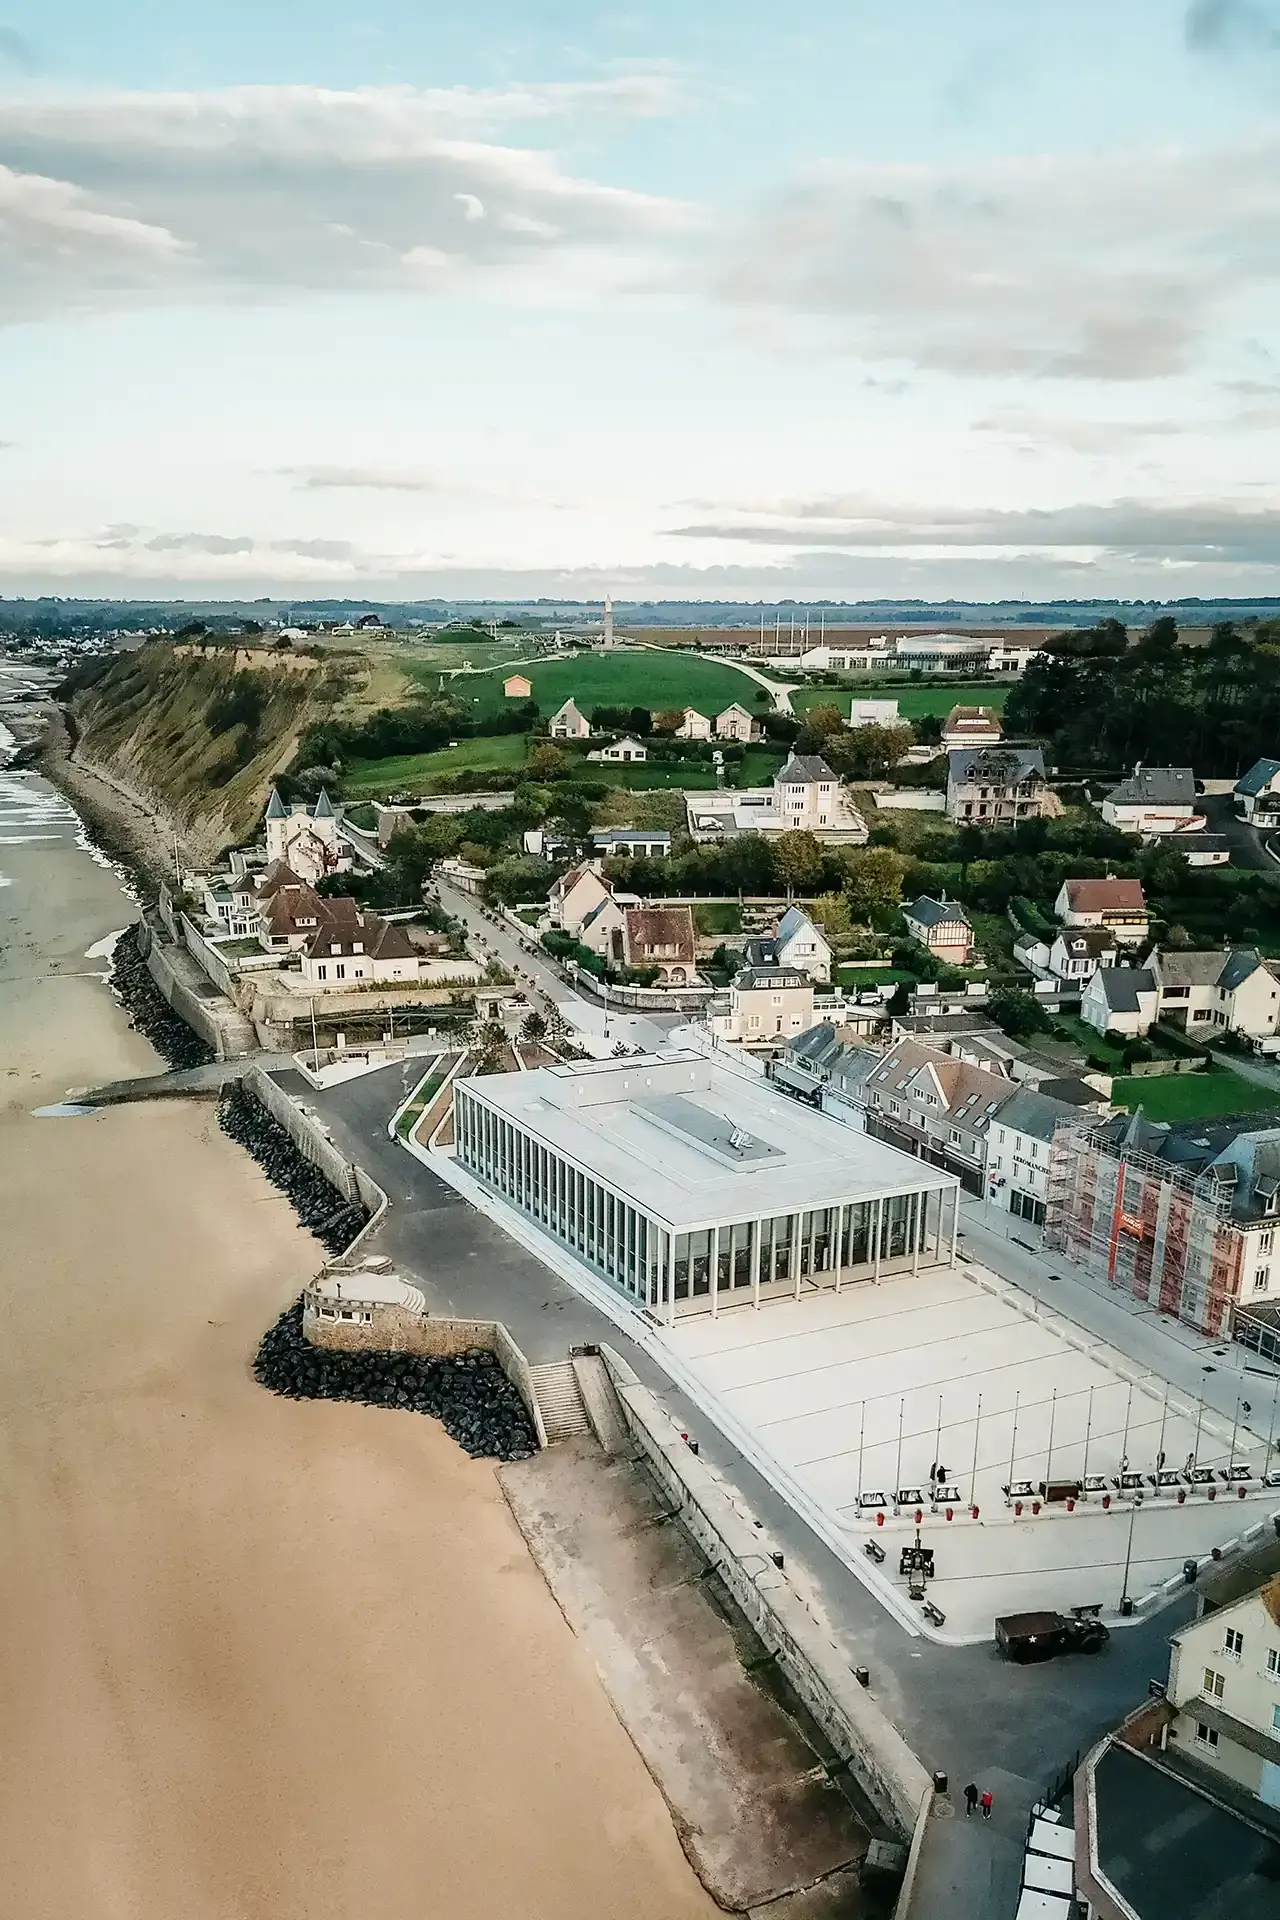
[1106,765,1197,808]
[1157,948,1229,988]
[1055,926,1117,960]
[947,746,1045,785]
[1234,756,1280,797]
[777,904,822,944]
[864,1039,1015,1131]
[1219,947,1269,992]
[906,893,971,930]
[1093,966,1157,1011]
[265,787,287,819]
[995,1086,1083,1145]
[1062,877,1146,915]
[735,964,810,990]
[591,828,670,848]
[777,753,837,785]
[1091,1110,1280,1222]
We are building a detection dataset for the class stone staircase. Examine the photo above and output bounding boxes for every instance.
[529,1360,592,1442]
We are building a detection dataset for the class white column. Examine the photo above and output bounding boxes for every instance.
[950,1187,959,1266]
[874,1197,883,1284]
[912,1191,921,1274]
[751,1216,762,1310]
[834,1203,845,1294]
[710,1224,720,1318]
[792,1212,802,1300]
[665,1231,676,1326]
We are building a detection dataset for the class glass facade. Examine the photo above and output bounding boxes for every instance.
[453,1085,955,1318]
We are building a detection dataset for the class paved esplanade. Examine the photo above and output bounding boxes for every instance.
[293,1057,1204,1920]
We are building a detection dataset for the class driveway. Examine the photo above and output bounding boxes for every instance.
[1200,792,1272,871]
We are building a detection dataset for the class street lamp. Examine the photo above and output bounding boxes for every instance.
[1120,1492,1144,1611]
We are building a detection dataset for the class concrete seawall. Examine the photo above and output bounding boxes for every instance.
[136,917,257,1059]
[241,1065,386,1254]
[600,1344,935,1843]
[302,1298,548,1449]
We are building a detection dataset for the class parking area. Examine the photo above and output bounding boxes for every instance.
[663,1263,1279,1641]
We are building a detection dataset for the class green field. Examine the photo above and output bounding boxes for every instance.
[435,649,761,721]
[345,733,529,795]
[1110,1068,1278,1123]
[836,966,914,988]
[789,682,1012,721]
[693,901,743,935]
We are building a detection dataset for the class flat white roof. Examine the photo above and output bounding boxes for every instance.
[456,1050,953,1230]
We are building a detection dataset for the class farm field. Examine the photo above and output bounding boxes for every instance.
[426,648,761,721]
[789,682,1012,721]
[1109,1066,1278,1122]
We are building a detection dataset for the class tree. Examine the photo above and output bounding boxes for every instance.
[844,845,907,922]
[798,703,847,745]
[526,742,568,780]
[988,986,1050,1040]
[772,830,824,894]
[520,1009,547,1044]
[956,824,985,884]
[825,721,914,780]
[653,708,684,733]
[467,1017,508,1073]
[628,705,653,736]
[809,891,853,939]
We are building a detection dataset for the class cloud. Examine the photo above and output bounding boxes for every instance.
[270,537,354,560]
[282,464,447,493]
[973,409,1189,454]
[665,495,1280,562]
[1186,0,1280,51]
[144,532,255,554]
[0,82,691,322]
[712,139,1280,378]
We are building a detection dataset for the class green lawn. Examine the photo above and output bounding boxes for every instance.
[693,901,743,935]
[394,1055,451,1140]
[579,760,719,790]
[444,649,761,721]
[789,682,1012,721]
[1050,1014,1127,1069]
[1110,1068,1279,1123]
[836,966,914,988]
[738,746,787,784]
[345,733,530,795]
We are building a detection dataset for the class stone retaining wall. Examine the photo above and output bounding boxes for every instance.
[241,1065,384,1237]
[136,918,257,1059]
[600,1344,934,1842]
[302,1299,548,1447]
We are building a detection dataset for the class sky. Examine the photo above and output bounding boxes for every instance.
[2,0,1280,603]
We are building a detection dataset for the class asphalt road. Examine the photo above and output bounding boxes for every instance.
[1201,792,1272,871]
[293,1057,1198,1920]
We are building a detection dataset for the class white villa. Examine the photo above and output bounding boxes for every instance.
[587,735,648,763]
[714,703,757,742]
[686,754,868,845]
[549,698,591,740]
[263,787,350,886]
[675,707,713,740]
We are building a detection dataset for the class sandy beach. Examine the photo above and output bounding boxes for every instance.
[0,773,716,1920]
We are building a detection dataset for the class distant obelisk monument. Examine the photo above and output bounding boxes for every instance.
[603,593,615,648]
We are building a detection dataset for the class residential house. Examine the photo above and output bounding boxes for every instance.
[503,674,532,698]
[263,786,348,885]
[586,735,648,763]
[1101,765,1204,836]
[711,962,814,1046]
[1048,1110,1280,1333]
[1165,1573,1280,1808]
[1153,831,1230,867]
[686,756,867,845]
[903,894,973,963]
[548,697,591,740]
[1153,947,1280,1042]
[435,856,486,896]
[744,905,833,983]
[1055,877,1149,945]
[856,1039,1016,1193]
[299,904,424,989]
[1047,925,1119,984]
[675,707,712,740]
[621,905,697,983]
[940,705,1003,750]
[1234,756,1280,827]
[714,702,757,742]
[547,859,613,935]
[1081,966,1160,1038]
[848,698,900,728]
[985,1087,1084,1228]
[945,746,1047,826]
[254,868,336,952]
[589,827,671,860]
[576,893,628,960]
[523,827,582,861]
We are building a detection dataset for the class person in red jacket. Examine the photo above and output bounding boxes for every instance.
[981,1789,994,1820]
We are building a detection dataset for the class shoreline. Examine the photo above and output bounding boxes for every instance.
[37,705,177,894]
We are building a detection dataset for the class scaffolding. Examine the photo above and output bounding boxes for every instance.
[1045,1122,1239,1336]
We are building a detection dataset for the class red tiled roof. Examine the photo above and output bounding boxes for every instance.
[1064,878,1147,914]
[622,904,695,965]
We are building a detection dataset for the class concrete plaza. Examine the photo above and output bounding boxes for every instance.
[663,1262,1279,1640]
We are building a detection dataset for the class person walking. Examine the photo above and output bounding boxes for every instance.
[981,1789,994,1821]
[963,1783,978,1817]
